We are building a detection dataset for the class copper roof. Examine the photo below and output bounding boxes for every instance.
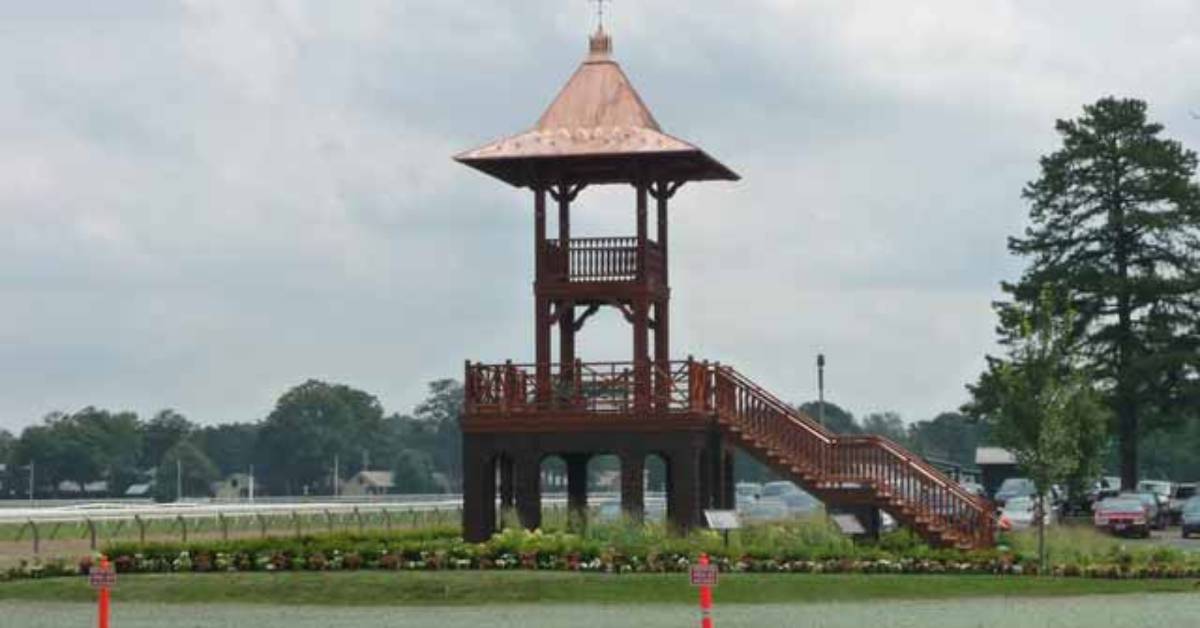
[456,29,738,188]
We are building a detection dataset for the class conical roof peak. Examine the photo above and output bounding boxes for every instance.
[534,30,662,134]
[455,28,737,187]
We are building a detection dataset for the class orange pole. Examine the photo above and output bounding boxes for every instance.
[699,553,713,628]
[98,556,110,628]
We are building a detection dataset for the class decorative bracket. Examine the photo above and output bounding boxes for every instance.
[649,180,685,201]
[549,182,588,203]
[572,303,601,332]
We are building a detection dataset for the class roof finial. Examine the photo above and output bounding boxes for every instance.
[587,0,613,61]
[591,0,610,31]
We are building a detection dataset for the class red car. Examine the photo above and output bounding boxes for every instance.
[1094,496,1151,538]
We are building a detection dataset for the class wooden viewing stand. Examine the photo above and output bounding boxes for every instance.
[454,27,994,549]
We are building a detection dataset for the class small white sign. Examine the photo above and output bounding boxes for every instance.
[831,514,866,535]
[704,509,741,530]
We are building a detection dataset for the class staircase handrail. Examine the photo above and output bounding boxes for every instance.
[840,434,990,510]
[715,365,836,445]
[712,362,993,547]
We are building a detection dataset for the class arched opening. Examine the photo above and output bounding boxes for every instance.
[493,453,515,528]
[644,453,668,523]
[537,454,567,528]
[587,454,620,526]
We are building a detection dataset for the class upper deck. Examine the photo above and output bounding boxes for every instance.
[539,236,665,292]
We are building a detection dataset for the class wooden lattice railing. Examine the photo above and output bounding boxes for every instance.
[465,358,995,548]
[543,237,664,283]
[465,360,692,415]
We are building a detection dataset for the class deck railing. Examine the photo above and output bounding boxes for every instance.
[543,237,664,283]
[465,358,995,548]
[465,359,693,415]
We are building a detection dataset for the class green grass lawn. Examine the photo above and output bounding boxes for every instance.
[1,571,1195,607]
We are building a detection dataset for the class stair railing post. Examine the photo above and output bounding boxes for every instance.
[502,360,513,413]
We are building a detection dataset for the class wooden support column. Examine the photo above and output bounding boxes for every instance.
[653,299,670,412]
[633,183,650,411]
[499,454,515,513]
[462,436,496,543]
[668,442,702,534]
[515,453,542,531]
[565,453,589,531]
[558,189,575,389]
[620,451,645,523]
[534,188,551,404]
[721,448,736,510]
[656,182,669,284]
[704,428,724,511]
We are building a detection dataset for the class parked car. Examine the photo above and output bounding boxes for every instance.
[1167,483,1197,525]
[959,481,987,498]
[1181,496,1200,539]
[735,482,762,501]
[1094,496,1151,538]
[1137,480,1173,517]
[780,490,822,515]
[999,495,1056,531]
[760,481,800,500]
[1126,492,1168,530]
[742,498,790,522]
[1089,476,1122,503]
[993,477,1037,507]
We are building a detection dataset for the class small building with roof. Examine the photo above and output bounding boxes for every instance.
[975,447,1020,498]
[341,470,395,497]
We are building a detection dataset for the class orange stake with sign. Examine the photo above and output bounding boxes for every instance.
[690,553,717,628]
[89,555,116,628]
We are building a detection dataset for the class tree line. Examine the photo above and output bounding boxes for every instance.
[0,379,463,500]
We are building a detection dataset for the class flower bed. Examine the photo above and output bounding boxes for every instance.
[4,523,1198,582]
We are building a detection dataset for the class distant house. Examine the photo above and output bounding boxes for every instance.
[57,480,109,495]
[341,471,394,497]
[975,447,1020,498]
[125,483,153,498]
[212,473,253,500]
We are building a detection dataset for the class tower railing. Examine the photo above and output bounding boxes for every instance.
[465,359,691,415]
[464,358,995,548]
[543,237,664,283]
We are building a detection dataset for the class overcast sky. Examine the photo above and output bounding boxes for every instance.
[2,1,1199,433]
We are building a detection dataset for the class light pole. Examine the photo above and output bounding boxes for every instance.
[176,458,183,502]
[27,460,35,505]
[817,353,826,426]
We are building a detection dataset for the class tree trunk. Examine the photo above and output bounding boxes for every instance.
[1113,191,1138,493]
[1037,493,1047,575]
[1117,397,1138,492]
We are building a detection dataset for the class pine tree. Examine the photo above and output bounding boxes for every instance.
[1001,97,1200,490]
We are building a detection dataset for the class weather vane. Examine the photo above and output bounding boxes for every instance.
[590,0,611,30]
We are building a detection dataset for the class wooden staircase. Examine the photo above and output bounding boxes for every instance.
[703,363,995,549]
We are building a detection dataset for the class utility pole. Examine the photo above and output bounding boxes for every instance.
[28,460,34,506]
[817,353,826,426]
[333,454,340,497]
[248,464,255,503]
[176,458,183,502]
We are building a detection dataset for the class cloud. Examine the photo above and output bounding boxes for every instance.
[2,1,1200,431]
